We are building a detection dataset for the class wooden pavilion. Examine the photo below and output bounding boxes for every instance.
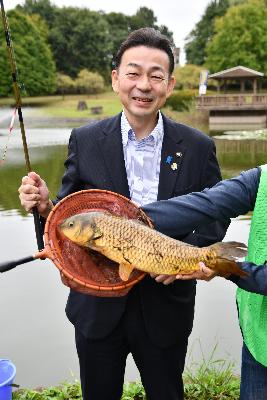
[196,66,267,131]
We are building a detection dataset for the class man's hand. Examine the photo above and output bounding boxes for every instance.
[150,262,217,284]
[175,262,217,281]
[18,171,53,218]
[150,273,177,285]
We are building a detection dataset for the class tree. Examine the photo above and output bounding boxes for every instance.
[174,64,204,89]
[185,0,230,65]
[0,9,56,97]
[104,12,130,61]
[18,3,174,82]
[104,7,174,67]
[19,0,56,27]
[129,7,173,43]
[205,1,267,74]
[49,7,112,79]
[129,7,157,31]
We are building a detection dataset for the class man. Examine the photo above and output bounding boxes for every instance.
[18,28,227,400]
[143,165,267,400]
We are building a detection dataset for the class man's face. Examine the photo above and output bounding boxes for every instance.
[112,45,175,123]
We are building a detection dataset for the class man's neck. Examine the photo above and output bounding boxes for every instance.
[124,112,159,140]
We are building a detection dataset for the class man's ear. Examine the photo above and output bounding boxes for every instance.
[111,69,119,93]
[166,75,176,98]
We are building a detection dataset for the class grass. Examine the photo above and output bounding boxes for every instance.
[0,92,209,128]
[0,92,122,120]
[12,346,240,400]
[183,343,240,400]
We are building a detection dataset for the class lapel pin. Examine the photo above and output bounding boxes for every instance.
[171,162,178,170]
[176,152,182,157]
[166,155,173,164]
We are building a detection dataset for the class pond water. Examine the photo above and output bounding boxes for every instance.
[0,126,264,388]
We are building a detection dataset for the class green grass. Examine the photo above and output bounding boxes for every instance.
[12,348,240,400]
[183,343,240,400]
[0,93,209,127]
[0,92,122,119]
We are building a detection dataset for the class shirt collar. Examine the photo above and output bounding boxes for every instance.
[121,111,164,147]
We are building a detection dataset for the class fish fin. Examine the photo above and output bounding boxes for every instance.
[209,241,248,277]
[87,242,100,251]
[92,227,102,240]
[210,241,247,259]
[119,262,135,281]
[215,258,248,278]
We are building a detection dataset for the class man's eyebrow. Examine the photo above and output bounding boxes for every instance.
[150,65,165,73]
[126,63,165,72]
[126,62,141,68]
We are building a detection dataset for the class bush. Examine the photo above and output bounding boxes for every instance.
[166,90,197,111]
[174,64,204,90]
[56,73,75,95]
[74,69,105,94]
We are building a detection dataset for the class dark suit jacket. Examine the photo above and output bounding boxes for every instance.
[56,113,228,347]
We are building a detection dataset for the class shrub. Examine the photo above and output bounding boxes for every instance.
[56,73,75,95]
[174,64,204,90]
[74,69,105,94]
[166,90,197,111]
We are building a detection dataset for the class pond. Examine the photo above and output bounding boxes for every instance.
[0,125,264,388]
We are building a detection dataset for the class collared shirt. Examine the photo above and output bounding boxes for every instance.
[121,111,164,206]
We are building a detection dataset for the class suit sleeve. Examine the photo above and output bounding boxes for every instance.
[55,129,83,201]
[230,262,267,295]
[181,141,229,246]
[143,167,260,241]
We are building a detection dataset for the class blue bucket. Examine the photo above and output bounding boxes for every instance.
[0,359,16,400]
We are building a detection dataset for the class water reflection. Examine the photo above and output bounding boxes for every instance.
[0,127,260,388]
[0,144,67,214]
[214,138,266,179]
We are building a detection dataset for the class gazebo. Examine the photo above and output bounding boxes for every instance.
[196,66,267,131]
[209,66,264,94]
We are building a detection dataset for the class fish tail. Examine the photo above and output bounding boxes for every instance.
[209,241,248,277]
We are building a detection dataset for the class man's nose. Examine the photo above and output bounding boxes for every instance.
[136,75,151,91]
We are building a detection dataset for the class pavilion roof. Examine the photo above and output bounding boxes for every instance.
[209,66,264,79]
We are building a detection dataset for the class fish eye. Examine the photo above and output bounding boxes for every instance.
[68,221,74,227]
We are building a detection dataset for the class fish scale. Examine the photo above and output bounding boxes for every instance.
[60,211,247,281]
[94,214,211,274]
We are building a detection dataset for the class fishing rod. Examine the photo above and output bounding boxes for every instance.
[0,0,44,251]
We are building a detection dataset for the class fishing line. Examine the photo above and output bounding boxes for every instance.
[0,0,44,250]
[0,107,16,165]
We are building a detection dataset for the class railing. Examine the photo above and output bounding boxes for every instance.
[196,94,267,109]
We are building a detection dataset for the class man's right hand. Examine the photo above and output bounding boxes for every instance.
[18,171,53,218]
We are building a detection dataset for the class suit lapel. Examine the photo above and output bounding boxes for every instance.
[98,114,130,198]
[158,117,186,200]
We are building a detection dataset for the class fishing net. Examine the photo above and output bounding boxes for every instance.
[44,189,153,297]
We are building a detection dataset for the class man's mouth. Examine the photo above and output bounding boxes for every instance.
[132,96,153,103]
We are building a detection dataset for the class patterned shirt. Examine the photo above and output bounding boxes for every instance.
[121,111,164,206]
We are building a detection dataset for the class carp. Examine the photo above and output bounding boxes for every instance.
[59,211,247,281]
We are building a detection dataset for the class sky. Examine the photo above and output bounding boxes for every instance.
[6,0,211,64]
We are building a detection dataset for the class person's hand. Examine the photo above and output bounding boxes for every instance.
[150,273,177,285]
[18,171,53,218]
[175,262,217,281]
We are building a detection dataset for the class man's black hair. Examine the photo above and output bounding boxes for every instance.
[114,27,174,75]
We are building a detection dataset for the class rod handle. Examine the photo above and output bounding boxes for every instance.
[32,206,44,250]
[0,256,35,273]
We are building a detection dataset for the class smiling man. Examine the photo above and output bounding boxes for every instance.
[18,28,228,400]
